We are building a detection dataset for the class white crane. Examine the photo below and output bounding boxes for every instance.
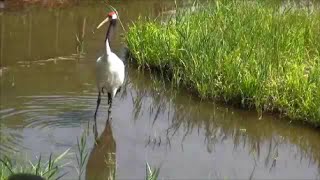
[94,11,125,119]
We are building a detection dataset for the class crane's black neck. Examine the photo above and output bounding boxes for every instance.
[105,19,117,46]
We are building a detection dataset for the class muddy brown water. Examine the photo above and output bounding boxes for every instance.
[1,0,320,179]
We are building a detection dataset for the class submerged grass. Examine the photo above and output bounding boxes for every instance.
[126,0,320,126]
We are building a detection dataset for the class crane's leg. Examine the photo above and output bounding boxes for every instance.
[116,86,121,95]
[93,114,98,140]
[107,92,113,120]
[107,92,112,114]
[94,91,101,120]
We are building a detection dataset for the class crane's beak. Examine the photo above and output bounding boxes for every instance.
[96,17,109,29]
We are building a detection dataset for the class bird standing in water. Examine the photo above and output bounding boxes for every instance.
[94,11,125,119]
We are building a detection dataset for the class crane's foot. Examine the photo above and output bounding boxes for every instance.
[108,116,112,122]
[107,105,112,121]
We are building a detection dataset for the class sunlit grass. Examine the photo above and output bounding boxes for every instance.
[0,149,69,180]
[126,0,320,126]
[146,162,160,180]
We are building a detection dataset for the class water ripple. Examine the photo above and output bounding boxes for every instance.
[0,94,98,153]
[0,129,24,155]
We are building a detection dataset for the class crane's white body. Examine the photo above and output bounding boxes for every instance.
[94,11,124,119]
[96,51,125,98]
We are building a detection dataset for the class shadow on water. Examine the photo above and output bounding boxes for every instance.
[0,0,320,179]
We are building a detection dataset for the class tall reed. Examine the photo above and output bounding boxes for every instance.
[126,0,320,126]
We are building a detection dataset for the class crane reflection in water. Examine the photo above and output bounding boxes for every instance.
[86,111,116,180]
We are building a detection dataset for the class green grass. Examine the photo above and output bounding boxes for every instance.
[0,155,159,180]
[126,0,320,127]
[0,131,160,180]
[0,150,69,180]
[146,162,160,180]
[0,130,89,180]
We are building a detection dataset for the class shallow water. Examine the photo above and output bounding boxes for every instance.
[1,1,320,179]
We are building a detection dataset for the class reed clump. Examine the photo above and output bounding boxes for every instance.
[126,0,320,126]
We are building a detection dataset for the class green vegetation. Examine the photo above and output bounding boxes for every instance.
[0,132,160,180]
[0,150,69,180]
[146,162,160,180]
[126,0,320,126]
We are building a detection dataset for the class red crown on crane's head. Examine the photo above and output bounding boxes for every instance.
[108,11,117,19]
[108,11,116,16]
